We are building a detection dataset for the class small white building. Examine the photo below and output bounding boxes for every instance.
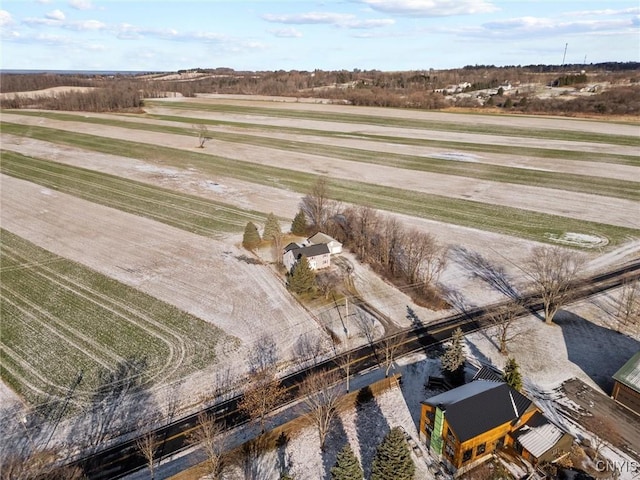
[305,232,343,255]
[283,243,331,272]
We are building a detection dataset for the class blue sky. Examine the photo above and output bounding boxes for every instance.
[1,0,638,72]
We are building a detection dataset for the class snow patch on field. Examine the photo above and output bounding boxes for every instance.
[431,151,480,162]
[134,165,186,177]
[547,232,609,248]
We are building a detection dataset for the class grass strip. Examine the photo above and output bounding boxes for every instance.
[1,150,266,236]
[5,111,639,200]
[144,100,640,147]
[2,123,638,247]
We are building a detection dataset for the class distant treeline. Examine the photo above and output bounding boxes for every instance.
[1,62,639,115]
[0,73,94,93]
[1,80,144,112]
[462,62,640,72]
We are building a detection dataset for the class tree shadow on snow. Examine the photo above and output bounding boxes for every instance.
[355,386,390,479]
[321,415,348,480]
[450,246,521,301]
[555,310,640,393]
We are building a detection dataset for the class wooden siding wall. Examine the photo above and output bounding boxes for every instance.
[420,403,544,470]
[612,380,640,416]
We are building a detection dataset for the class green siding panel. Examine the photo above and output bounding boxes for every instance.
[431,407,444,454]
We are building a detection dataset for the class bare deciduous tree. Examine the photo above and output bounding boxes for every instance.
[194,124,211,148]
[135,429,160,480]
[334,335,355,393]
[299,370,346,450]
[188,412,227,479]
[377,216,402,275]
[526,246,585,324]
[300,177,337,231]
[354,310,378,346]
[270,230,284,266]
[380,333,406,377]
[238,369,287,434]
[616,280,640,332]
[488,301,526,355]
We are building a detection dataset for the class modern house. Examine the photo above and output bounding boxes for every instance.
[283,243,331,272]
[612,350,640,416]
[419,379,572,475]
[305,232,343,255]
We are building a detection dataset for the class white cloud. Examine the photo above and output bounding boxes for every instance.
[268,27,303,38]
[0,9,14,27]
[64,19,106,31]
[23,16,62,27]
[454,14,638,40]
[68,0,94,10]
[36,0,53,4]
[568,7,640,17]
[349,18,395,29]
[45,9,66,21]
[262,11,394,29]
[360,0,498,17]
[262,12,355,25]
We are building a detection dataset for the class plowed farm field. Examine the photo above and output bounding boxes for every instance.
[1,95,639,410]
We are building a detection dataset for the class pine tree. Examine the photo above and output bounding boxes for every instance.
[371,427,415,480]
[331,443,364,480]
[287,256,316,296]
[503,357,523,391]
[291,209,308,236]
[440,327,466,386]
[242,221,261,250]
[263,213,282,241]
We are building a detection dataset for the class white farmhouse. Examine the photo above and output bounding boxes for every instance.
[305,232,343,255]
[283,243,331,272]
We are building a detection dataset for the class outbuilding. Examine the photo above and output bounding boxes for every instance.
[612,351,640,416]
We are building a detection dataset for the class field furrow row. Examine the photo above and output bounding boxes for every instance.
[2,124,638,245]
[144,100,640,146]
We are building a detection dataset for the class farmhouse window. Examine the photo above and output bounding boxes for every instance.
[463,449,473,463]
[445,443,455,459]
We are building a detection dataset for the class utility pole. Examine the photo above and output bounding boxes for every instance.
[561,43,568,67]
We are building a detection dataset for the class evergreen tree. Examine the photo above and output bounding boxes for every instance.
[371,427,415,480]
[331,443,364,480]
[263,213,282,241]
[242,221,261,250]
[287,256,317,296]
[291,209,308,236]
[503,357,523,391]
[440,327,466,386]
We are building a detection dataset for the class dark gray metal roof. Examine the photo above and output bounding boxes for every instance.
[473,365,505,383]
[424,380,532,442]
[283,242,301,252]
[289,243,330,258]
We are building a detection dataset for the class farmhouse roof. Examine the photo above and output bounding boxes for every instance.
[472,364,505,383]
[513,412,566,458]
[283,242,301,252]
[289,243,330,259]
[613,351,640,392]
[423,380,532,443]
[307,232,340,245]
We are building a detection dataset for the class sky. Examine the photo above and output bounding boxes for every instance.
[0,0,638,72]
